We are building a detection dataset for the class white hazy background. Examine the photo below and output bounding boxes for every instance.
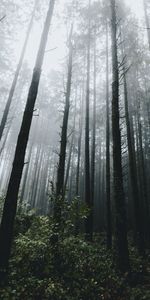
[3,0,146,76]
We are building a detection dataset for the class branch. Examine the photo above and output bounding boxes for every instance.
[45,47,57,53]
[133,24,150,30]
[0,15,6,22]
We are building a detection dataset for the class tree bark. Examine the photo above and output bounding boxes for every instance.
[55,26,73,219]
[19,143,33,207]
[110,0,130,272]
[105,23,112,250]
[91,27,96,225]
[137,107,150,244]
[64,96,76,192]
[143,0,150,50]
[76,85,84,197]
[85,0,92,241]
[123,72,145,255]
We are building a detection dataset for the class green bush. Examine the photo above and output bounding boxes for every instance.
[0,199,149,299]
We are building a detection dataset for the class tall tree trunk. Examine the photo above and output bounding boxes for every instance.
[143,0,150,50]
[55,27,73,219]
[137,107,150,244]
[98,140,102,231]
[0,0,56,278]
[67,151,75,203]
[75,89,84,236]
[0,0,37,142]
[76,85,84,196]
[110,0,130,272]
[105,23,112,250]
[101,158,106,231]
[144,77,150,128]
[30,146,44,209]
[119,32,145,254]
[19,143,33,207]
[64,97,76,192]
[91,28,96,223]
[0,124,10,157]
[85,0,92,241]
[123,72,145,255]
[38,148,51,214]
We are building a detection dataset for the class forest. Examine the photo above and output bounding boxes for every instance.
[0,0,150,299]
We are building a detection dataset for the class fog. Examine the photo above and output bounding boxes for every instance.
[0,0,149,213]
[0,0,150,296]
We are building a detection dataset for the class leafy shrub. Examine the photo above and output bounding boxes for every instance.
[0,199,149,299]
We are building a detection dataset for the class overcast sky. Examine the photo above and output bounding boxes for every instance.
[126,0,144,18]
[13,0,145,76]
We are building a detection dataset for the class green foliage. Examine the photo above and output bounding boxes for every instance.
[129,287,150,300]
[0,200,149,299]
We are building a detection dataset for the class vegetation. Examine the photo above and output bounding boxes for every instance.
[0,202,150,300]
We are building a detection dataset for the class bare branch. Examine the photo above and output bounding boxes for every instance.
[45,47,57,53]
[0,15,6,22]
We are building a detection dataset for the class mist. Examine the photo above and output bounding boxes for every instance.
[0,0,150,298]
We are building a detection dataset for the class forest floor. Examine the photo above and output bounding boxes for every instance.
[0,213,150,300]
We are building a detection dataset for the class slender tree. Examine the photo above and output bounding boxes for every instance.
[64,94,77,192]
[55,26,73,219]
[137,104,150,243]
[143,0,150,50]
[0,0,56,279]
[19,143,33,207]
[76,84,84,197]
[0,0,37,142]
[110,0,130,272]
[105,23,112,249]
[84,0,93,241]
[91,27,96,223]
[123,67,145,255]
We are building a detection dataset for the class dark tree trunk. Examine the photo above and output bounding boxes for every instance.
[67,151,75,203]
[101,159,106,231]
[123,72,145,255]
[0,0,56,278]
[64,132,74,193]
[76,127,82,197]
[0,0,37,142]
[75,90,84,236]
[55,27,73,219]
[110,0,130,273]
[143,0,150,50]
[19,144,33,207]
[119,33,145,254]
[91,28,96,223]
[98,141,102,231]
[85,0,92,241]
[137,108,150,243]
[64,94,77,192]
[76,86,84,196]
[105,23,112,250]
